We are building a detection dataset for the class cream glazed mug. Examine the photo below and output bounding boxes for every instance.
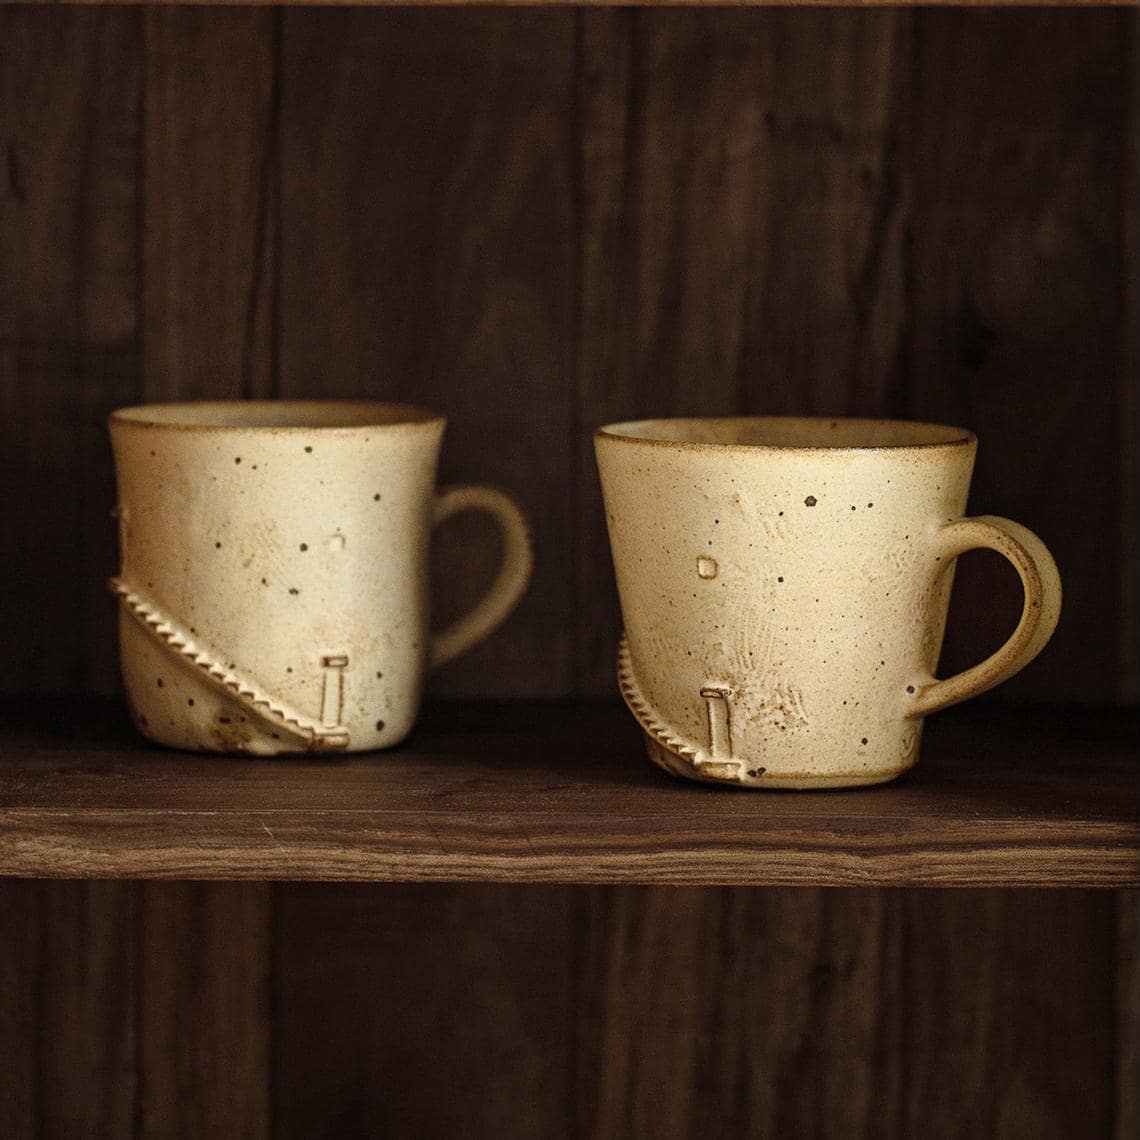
[109,401,533,754]
[596,417,1062,789]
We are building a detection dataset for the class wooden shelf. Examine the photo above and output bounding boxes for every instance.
[0,1,1128,6]
[0,699,1135,886]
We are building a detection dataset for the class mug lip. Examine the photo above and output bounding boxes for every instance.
[595,415,977,453]
[109,399,445,433]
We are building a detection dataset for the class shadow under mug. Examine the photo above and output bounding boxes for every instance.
[109,401,532,754]
[595,416,1062,789]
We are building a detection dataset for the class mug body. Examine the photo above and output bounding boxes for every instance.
[110,401,445,754]
[596,417,977,788]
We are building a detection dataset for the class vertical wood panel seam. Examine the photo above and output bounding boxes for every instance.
[132,882,145,1140]
[569,8,586,698]
[1122,8,1139,703]
[139,10,152,417]
[855,13,909,421]
[269,883,281,1140]
[70,22,98,694]
[1115,891,1140,1140]
[31,886,46,1140]
[242,9,282,401]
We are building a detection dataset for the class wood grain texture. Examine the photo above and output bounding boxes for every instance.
[0,7,141,695]
[279,10,575,699]
[0,882,43,1137]
[1118,891,1140,1140]
[6,0,1134,8]
[34,883,138,1140]
[906,9,1130,703]
[138,883,272,1140]
[734,10,910,418]
[904,891,1117,1139]
[274,884,572,1140]
[1122,9,1139,704]
[574,887,903,1139]
[142,8,278,403]
[0,699,1135,885]
[0,883,139,1140]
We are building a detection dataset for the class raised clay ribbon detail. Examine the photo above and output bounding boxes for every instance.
[109,578,349,752]
[616,633,744,783]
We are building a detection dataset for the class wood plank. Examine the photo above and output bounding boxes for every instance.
[904,892,1117,1139]
[0,699,1135,885]
[279,9,575,699]
[574,10,910,693]
[143,8,278,402]
[275,884,572,1140]
[139,883,272,1140]
[1118,891,1140,1140]
[907,9,1130,703]
[0,883,140,1140]
[574,887,903,1138]
[0,6,142,695]
[34,883,138,1140]
[1,0,1131,9]
[1122,9,1139,704]
[0,882,43,1138]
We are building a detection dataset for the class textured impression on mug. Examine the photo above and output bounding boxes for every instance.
[696,555,718,579]
[699,686,733,759]
[320,654,349,728]
[750,677,810,734]
[730,490,789,541]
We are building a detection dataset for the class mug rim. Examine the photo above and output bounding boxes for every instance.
[595,415,976,452]
[110,400,444,433]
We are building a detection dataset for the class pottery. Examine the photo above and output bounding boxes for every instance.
[595,417,1062,789]
[109,401,532,754]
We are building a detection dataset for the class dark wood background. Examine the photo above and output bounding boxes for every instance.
[1,7,1136,1137]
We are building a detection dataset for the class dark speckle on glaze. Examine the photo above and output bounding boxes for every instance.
[804,495,817,507]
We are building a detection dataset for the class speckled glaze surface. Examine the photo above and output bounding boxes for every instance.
[110,401,532,755]
[596,417,1062,789]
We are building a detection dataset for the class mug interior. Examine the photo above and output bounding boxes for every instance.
[597,416,973,450]
[111,401,441,430]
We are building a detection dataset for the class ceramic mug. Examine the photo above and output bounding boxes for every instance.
[596,416,1062,789]
[109,401,532,754]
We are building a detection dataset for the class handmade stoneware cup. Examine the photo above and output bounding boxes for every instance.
[110,401,532,754]
[596,417,1062,789]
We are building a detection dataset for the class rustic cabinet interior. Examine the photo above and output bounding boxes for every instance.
[1,5,1137,1138]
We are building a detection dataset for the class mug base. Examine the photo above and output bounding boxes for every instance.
[126,706,409,757]
[642,735,913,791]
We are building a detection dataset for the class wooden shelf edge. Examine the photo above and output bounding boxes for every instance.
[1,698,1136,887]
[1,812,1135,887]
[11,0,1135,8]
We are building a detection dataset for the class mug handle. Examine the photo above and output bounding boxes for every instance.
[429,484,534,670]
[906,515,1062,717]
